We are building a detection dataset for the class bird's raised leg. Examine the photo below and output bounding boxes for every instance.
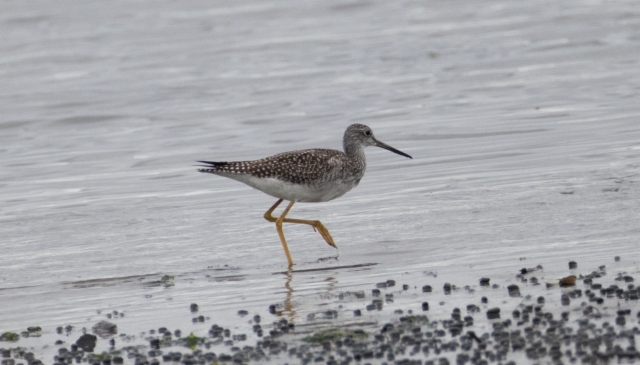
[278,217,335,248]
[263,199,335,249]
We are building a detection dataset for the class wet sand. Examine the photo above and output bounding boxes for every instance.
[1,0,640,364]
[3,260,640,365]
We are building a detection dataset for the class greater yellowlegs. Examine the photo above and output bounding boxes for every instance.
[197,124,412,266]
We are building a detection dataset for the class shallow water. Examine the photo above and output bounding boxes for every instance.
[1,0,640,361]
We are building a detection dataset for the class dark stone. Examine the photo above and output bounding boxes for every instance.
[150,339,160,349]
[91,321,117,338]
[422,302,429,311]
[353,309,362,317]
[479,278,490,286]
[507,285,520,297]
[464,316,473,326]
[569,261,577,269]
[422,285,432,293]
[487,308,500,320]
[190,303,199,312]
[76,334,98,352]
[237,310,248,317]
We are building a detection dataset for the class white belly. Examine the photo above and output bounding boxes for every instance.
[222,174,358,202]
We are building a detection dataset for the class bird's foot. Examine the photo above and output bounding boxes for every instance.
[312,222,336,248]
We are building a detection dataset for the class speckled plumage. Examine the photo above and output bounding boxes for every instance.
[197,124,412,203]
[198,148,365,202]
[199,149,363,186]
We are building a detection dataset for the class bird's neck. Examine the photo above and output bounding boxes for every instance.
[343,142,367,171]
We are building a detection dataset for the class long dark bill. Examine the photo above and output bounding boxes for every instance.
[374,139,412,159]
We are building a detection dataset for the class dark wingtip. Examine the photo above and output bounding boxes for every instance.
[196,160,228,165]
[195,160,229,170]
[195,160,227,166]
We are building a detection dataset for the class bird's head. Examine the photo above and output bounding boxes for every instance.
[344,124,412,159]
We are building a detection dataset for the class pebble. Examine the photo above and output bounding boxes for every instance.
[75,334,97,352]
[507,285,520,297]
[486,308,500,319]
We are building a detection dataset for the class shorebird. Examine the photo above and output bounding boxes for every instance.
[197,124,412,266]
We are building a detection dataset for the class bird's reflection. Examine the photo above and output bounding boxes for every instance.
[270,263,377,323]
[281,268,296,322]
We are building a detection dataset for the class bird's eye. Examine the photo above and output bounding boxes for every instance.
[365,130,371,136]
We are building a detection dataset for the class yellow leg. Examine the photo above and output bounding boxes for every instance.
[278,217,335,248]
[264,200,336,248]
[264,199,294,265]
[264,199,284,222]
[275,200,296,267]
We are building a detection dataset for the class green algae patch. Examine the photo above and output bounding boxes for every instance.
[304,328,368,344]
[161,275,175,288]
[177,333,204,350]
[0,332,20,342]
[86,352,110,362]
[398,315,429,325]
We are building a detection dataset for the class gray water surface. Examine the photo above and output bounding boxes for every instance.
[1,0,640,359]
